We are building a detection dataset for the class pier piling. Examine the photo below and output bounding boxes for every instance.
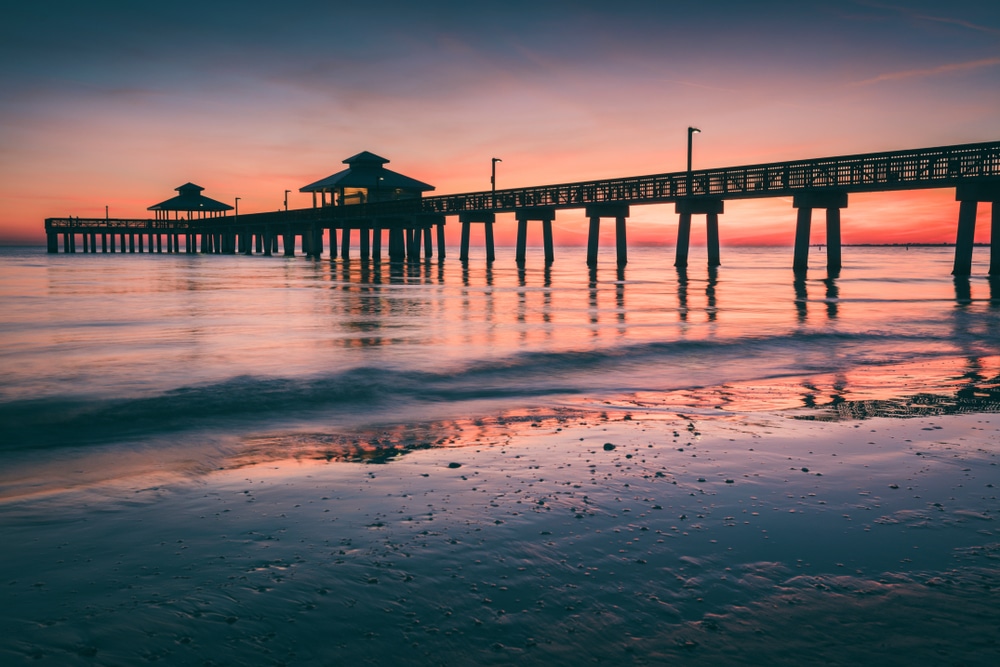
[675,199,723,268]
[793,192,846,273]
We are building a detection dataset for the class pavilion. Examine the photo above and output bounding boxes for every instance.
[148,183,233,220]
[299,151,434,207]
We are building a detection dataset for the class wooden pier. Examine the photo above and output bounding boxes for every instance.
[45,140,1000,275]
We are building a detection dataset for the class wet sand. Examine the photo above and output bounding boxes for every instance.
[2,406,999,665]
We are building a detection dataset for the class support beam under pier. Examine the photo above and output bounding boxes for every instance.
[459,212,495,263]
[388,227,406,261]
[515,207,556,266]
[437,221,447,261]
[792,191,847,273]
[954,182,1000,276]
[585,204,630,268]
[674,199,724,268]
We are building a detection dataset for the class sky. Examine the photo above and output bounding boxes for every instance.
[1,0,999,246]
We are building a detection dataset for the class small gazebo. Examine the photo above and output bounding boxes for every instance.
[300,151,434,207]
[148,183,233,220]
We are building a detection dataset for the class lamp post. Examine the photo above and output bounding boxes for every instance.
[687,127,700,174]
[686,127,700,195]
[491,157,502,208]
[235,197,240,220]
[284,190,291,211]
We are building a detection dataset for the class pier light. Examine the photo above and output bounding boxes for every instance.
[687,127,701,173]
[492,157,502,208]
[284,190,291,211]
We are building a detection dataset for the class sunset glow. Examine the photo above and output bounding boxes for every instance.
[2,1,999,245]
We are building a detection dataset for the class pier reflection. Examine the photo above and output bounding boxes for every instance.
[990,276,1000,308]
[793,270,808,322]
[799,355,1000,420]
[953,276,972,307]
[675,267,721,323]
[706,266,717,322]
[676,267,689,322]
[791,270,840,322]
[822,275,839,319]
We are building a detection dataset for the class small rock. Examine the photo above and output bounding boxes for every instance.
[604,443,616,451]
[447,462,462,469]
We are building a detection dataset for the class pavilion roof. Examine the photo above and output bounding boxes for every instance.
[299,152,434,193]
[148,183,233,212]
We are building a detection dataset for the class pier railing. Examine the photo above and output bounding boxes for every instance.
[45,218,196,230]
[412,140,1000,216]
[241,140,1000,222]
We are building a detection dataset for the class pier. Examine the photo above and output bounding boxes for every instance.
[45,141,1000,275]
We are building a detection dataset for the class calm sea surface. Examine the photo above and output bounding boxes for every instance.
[1,244,999,665]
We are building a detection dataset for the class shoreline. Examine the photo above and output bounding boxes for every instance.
[2,403,997,665]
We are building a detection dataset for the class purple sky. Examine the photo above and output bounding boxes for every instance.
[2,0,998,244]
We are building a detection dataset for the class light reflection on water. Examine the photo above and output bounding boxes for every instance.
[3,247,998,382]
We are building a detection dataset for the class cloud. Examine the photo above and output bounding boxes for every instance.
[914,14,1000,37]
[851,57,1000,86]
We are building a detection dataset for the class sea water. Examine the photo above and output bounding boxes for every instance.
[2,245,997,454]
[1,245,998,665]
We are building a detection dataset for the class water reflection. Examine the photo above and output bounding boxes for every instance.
[616,266,626,331]
[706,266,717,322]
[793,270,808,322]
[588,267,599,335]
[676,267,688,322]
[953,276,972,307]
[822,275,839,319]
[17,247,1000,426]
[792,271,839,322]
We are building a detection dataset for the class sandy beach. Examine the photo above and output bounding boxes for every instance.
[2,401,998,666]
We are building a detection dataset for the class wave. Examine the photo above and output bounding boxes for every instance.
[0,328,975,452]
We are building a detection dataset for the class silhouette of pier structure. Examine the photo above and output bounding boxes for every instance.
[45,141,1000,275]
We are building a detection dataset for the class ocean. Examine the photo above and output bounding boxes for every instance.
[1,244,998,665]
